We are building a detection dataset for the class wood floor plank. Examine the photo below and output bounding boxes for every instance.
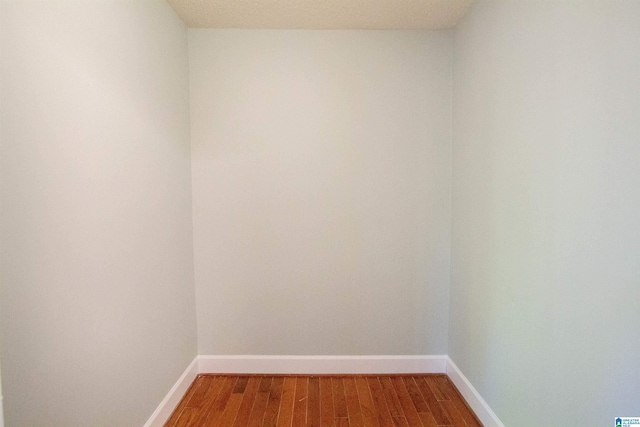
[418,412,439,427]
[232,376,261,427]
[217,376,250,427]
[402,377,430,414]
[166,374,483,427]
[380,377,404,418]
[335,417,350,427]
[292,377,308,426]
[355,377,380,427]
[392,416,410,427]
[320,376,335,426]
[246,376,272,427]
[390,376,424,427]
[460,410,483,427]
[425,376,447,401]
[202,376,237,426]
[332,377,349,418]
[276,377,296,427]
[166,376,202,425]
[441,400,468,427]
[233,377,249,394]
[263,376,285,427]
[172,406,201,427]
[367,377,394,427]
[165,377,202,427]
[436,377,483,427]
[404,377,437,427]
[414,377,451,426]
[180,376,225,427]
[185,376,214,409]
[343,377,364,427]
[218,392,244,426]
[307,377,321,427]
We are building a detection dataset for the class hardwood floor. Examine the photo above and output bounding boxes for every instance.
[164,374,482,427]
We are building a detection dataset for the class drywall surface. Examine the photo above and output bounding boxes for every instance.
[0,365,3,427]
[190,30,452,355]
[450,1,640,425]
[0,3,4,426]
[0,1,196,425]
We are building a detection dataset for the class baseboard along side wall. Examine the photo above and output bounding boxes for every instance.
[446,357,505,427]
[143,357,199,427]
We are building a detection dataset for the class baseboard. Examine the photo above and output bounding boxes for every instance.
[198,355,448,375]
[446,357,505,427]
[143,357,199,427]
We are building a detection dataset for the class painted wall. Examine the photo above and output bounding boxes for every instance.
[450,1,640,425]
[0,366,3,427]
[0,1,196,425]
[189,30,452,355]
[0,2,4,425]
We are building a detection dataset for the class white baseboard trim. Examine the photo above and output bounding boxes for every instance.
[143,357,199,427]
[446,357,505,427]
[198,355,448,375]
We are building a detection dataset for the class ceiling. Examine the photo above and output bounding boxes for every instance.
[166,0,474,30]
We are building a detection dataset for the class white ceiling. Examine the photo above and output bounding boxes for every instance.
[166,0,474,30]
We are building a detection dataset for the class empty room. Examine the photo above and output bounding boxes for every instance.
[0,0,638,426]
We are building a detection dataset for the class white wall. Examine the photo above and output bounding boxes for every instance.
[0,1,196,425]
[189,30,452,355]
[0,366,3,427]
[451,1,640,425]
[0,2,4,425]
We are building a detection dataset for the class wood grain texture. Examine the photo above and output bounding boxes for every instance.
[355,376,380,427]
[367,376,394,427]
[390,377,422,427]
[276,377,296,427]
[307,377,321,427]
[415,377,451,425]
[291,377,307,426]
[343,377,364,427]
[319,377,335,426]
[164,374,483,427]
[263,377,284,427]
[332,378,349,418]
[231,377,260,427]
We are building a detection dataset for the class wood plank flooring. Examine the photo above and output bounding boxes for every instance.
[164,374,482,427]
